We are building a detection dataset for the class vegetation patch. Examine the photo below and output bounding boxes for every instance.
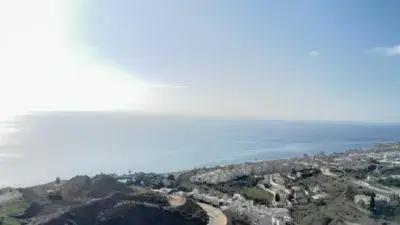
[373,201,400,222]
[378,166,400,176]
[240,187,273,205]
[130,172,165,189]
[377,177,400,187]
[0,198,30,225]
[290,197,369,225]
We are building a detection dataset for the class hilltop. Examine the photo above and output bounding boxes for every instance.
[0,175,207,225]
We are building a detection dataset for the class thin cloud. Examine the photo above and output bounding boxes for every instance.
[365,45,400,56]
[309,51,320,57]
[149,84,188,89]
[0,153,22,158]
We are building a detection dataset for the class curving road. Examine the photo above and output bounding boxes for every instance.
[166,193,227,225]
[159,190,227,225]
[197,202,227,225]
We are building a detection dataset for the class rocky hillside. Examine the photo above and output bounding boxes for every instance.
[1,175,208,225]
[61,175,132,200]
[28,192,208,225]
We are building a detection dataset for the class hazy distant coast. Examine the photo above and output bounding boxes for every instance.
[3,113,400,187]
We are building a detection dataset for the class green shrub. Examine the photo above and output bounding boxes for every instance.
[378,178,400,187]
[240,188,273,205]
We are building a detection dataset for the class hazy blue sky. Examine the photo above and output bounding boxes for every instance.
[72,0,400,121]
[2,1,400,186]
[1,0,400,127]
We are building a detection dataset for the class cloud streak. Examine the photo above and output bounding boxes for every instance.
[365,45,400,56]
[149,84,188,89]
[0,153,22,158]
[309,50,320,57]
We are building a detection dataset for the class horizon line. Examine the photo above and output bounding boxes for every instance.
[6,110,400,125]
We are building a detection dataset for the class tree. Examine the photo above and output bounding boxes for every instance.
[275,193,281,202]
[167,174,175,181]
[272,163,275,174]
[287,193,294,201]
[128,170,131,175]
[345,184,356,200]
[165,174,176,188]
[389,193,400,203]
[370,192,376,214]
[126,178,134,186]
[366,164,377,173]
[291,168,296,175]
[359,200,366,209]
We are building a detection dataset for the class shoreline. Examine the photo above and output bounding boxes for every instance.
[5,142,399,188]
[164,142,399,177]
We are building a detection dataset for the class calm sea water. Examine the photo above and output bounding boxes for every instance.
[1,112,400,187]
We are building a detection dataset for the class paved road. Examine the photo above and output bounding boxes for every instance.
[322,170,400,195]
[352,180,400,195]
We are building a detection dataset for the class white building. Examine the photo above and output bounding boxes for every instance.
[384,152,400,161]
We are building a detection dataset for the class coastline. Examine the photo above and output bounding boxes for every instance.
[5,142,399,188]
[0,143,399,225]
[164,142,398,177]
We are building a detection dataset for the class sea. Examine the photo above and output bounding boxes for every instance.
[1,112,400,187]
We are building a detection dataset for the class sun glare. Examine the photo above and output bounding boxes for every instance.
[0,0,152,146]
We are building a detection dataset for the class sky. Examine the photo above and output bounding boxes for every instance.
[1,0,400,186]
[1,0,400,134]
[71,0,400,121]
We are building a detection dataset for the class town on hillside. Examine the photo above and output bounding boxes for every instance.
[0,143,399,225]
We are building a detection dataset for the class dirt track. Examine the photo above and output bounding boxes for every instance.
[168,195,186,207]
[197,202,227,225]
[166,194,227,225]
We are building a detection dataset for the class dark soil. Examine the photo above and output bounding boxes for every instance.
[176,199,208,224]
[28,192,208,225]
[11,174,208,225]
[14,175,133,223]
[96,201,205,225]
